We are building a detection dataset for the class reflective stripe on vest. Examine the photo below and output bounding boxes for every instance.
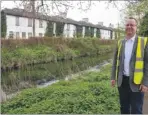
[134,37,147,84]
[116,37,148,84]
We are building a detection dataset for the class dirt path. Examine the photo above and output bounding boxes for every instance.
[143,92,148,114]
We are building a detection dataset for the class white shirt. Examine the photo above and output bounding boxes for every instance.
[123,35,136,76]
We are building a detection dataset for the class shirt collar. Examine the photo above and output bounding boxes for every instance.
[126,34,136,42]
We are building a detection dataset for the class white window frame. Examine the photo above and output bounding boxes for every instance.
[39,33,43,37]
[28,18,32,27]
[16,17,19,26]
[16,32,20,38]
[67,24,70,31]
[9,31,14,38]
[22,32,26,38]
[39,20,43,28]
[28,32,32,38]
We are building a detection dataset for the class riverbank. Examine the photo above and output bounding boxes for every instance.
[5,59,111,101]
[1,64,120,114]
[2,37,115,94]
[2,53,113,94]
[2,63,148,114]
[2,37,116,71]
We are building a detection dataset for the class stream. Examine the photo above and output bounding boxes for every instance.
[6,59,112,100]
[1,54,113,100]
[37,59,111,88]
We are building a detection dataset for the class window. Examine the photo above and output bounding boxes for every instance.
[16,32,20,38]
[39,20,43,28]
[16,17,19,26]
[28,18,32,27]
[28,32,32,38]
[39,33,43,37]
[22,32,26,38]
[9,31,14,38]
[67,24,70,31]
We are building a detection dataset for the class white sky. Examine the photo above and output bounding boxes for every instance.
[1,1,126,28]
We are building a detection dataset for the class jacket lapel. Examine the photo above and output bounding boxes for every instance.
[130,35,138,62]
[119,39,125,76]
[121,39,125,63]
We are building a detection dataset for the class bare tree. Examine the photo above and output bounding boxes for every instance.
[31,0,35,37]
[12,0,96,37]
[22,0,94,36]
[12,0,137,37]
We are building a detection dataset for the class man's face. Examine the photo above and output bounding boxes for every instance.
[125,19,137,37]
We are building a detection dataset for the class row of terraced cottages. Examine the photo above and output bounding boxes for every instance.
[1,8,114,39]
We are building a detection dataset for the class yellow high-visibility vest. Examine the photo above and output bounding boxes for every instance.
[116,37,148,84]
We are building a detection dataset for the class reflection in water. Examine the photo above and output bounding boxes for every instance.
[2,53,112,93]
[38,59,111,88]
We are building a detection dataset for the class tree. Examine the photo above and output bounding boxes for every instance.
[76,25,82,38]
[13,0,128,37]
[139,13,148,36]
[13,0,95,37]
[45,21,54,37]
[56,22,64,36]
[90,27,94,38]
[85,26,91,37]
[96,28,100,38]
[122,0,148,29]
[31,0,35,37]
[1,11,7,38]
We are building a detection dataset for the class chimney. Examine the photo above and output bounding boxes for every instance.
[59,12,67,19]
[98,22,103,26]
[109,23,114,28]
[82,18,89,22]
[24,3,32,12]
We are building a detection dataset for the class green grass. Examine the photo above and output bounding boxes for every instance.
[1,64,120,114]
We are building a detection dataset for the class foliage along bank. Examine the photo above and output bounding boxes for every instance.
[1,37,116,71]
[1,64,120,114]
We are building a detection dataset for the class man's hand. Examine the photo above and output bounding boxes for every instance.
[139,85,148,92]
[111,80,116,87]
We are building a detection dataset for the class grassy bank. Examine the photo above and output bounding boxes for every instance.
[1,37,116,70]
[1,64,120,114]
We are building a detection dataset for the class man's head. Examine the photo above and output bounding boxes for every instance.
[125,17,137,38]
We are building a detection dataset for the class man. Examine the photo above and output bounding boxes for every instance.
[111,17,148,114]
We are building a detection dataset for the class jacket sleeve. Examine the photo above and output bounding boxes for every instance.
[111,42,118,80]
[142,40,148,86]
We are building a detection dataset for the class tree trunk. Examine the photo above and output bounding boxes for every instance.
[32,0,35,37]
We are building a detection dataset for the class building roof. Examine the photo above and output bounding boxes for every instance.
[2,8,113,31]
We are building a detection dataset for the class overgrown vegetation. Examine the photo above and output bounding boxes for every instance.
[1,37,116,70]
[1,64,120,114]
[2,53,112,94]
[1,37,116,93]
